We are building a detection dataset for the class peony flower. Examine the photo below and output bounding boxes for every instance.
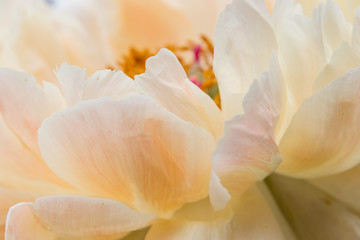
[214,0,360,238]
[3,48,287,239]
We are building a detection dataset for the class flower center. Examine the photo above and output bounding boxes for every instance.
[108,35,220,108]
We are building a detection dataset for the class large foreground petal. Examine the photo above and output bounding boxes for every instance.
[38,95,215,216]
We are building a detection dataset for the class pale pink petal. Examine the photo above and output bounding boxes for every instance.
[0,69,75,191]
[136,49,223,139]
[32,196,156,240]
[38,95,215,216]
[0,189,36,227]
[267,174,360,239]
[278,66,360,178]
[209,56,282,208]
[213,0,277,119]
[0,68,65,156]
[56,63,136,107]
[5,203,59,240]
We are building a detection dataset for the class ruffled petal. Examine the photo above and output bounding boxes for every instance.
[56,63,136,107]
[136,49,223,139]
[313,41,360,92]
[209,56,282,209]
[38,95,215,216]
[213,0,277,119]
[278,65,360,178]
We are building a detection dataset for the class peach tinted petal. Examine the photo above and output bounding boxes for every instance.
[278,66,360,178]
[33,196,156,240]
[5,203,59,240]
[136,49,223,139]
[213,0,277,119]
[209,56,282,208]
[38,96,215,216]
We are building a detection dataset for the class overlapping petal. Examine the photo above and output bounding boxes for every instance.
[136,49,223,139]
[56,63,136,107]
[38,95,215,216]
[213,0,277,119]
[278,66,360,178]
[209,56,282,209]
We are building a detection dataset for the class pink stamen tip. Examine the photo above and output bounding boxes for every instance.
[190,75,202,88]
[194,45,201,62]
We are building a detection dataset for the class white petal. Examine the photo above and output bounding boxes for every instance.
[56,63,136,107]
[210,56,282,208]
[278,65,360,178]
[136,49,223,139]
[213,0,277,119]
[39,95,215,216]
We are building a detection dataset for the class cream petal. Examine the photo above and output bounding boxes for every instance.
[229,183,296,240]
[317,0,350,53]
[146,184,295,240]
[0,68,65,156]
[267,174,360,239]
[313,41,360,92]
[278,66,360,178]
[145,219,231,240]
[210,56,282,208]
[352,6,360,55]
[213,0,277,119]
[56,63,136,107]
[56,63,87,106]
[32,196,156,240]
[310,163,360,213]
[38,95,215,216]
[274,2,326,109]
[5,203,59,240]
[136,49,223,139]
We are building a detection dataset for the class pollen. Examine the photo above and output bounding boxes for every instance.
[108,35,221,108]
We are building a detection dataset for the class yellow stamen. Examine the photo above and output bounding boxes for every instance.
[108,36,221,108]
